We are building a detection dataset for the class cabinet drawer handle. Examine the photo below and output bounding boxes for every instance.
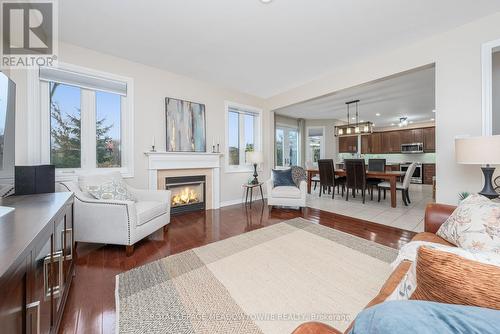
[26,301,40,334]
[43,251,63,299]
[62,228,73,260]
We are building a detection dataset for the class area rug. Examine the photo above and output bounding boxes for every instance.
[116,218,398,334]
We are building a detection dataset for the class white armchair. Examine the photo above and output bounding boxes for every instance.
[58,172,170,256]
[266,176,307,210]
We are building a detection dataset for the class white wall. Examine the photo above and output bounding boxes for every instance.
[266,12,500,205]
[493,51,500,134]
[11,43,270,205]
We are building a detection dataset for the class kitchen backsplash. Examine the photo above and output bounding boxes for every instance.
[338,153,436,164]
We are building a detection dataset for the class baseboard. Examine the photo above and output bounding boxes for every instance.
[220,196,268,208]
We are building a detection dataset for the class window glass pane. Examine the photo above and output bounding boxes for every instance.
[275,128,284,167]
[228,111,239,166]
[50,82,81,168]
[96,91,121,167]
[289,129,298,166]
[244,114,255,162]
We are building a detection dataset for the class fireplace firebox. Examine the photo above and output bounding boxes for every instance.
[165,175,206,214]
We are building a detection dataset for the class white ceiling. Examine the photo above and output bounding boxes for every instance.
[275,65,436,128]
[59,0,500,98]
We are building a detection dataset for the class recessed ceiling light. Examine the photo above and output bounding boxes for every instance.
[375,113,381,116]
[351,117,356,120]
[409,121,414,124]
[391,123,395,126]
[432,110,436,113]
[360,119,364,122]
[431,118,435,121]
[260,0,273,3]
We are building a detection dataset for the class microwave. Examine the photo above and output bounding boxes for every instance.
[401,143,423,153]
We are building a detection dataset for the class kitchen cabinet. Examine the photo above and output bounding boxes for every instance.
[361,135,371,154]
[382,131,401,153]
[371,133,383,153]
[423,164,436,185]
[423,127,435,152]
[339,136,358,153]
[0,193,74,334]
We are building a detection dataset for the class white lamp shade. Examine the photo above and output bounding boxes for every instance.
[455,135,500,165]
[246,151,264,164]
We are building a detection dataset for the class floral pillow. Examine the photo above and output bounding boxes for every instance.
[436,194,500,253]
[85,179,136,202]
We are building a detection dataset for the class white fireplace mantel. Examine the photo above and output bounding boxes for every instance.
[145,151,223,209]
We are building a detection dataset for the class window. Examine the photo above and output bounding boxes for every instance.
[306,127,325,166]
[225,102,262,171]
[50,83,82,168]
[96,91,121,168]
[39,65,133,176]
[275,125,299,168]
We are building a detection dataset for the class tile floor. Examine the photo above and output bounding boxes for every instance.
[306,184,435,232]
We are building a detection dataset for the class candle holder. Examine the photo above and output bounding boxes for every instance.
[216,144,220,153]
[212,145,216,153]
[150,145,156,152]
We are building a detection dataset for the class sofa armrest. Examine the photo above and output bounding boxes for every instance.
[424,203,456,234]
[292,322,342,334]
[266,178,274,198]
[128,187,171,204]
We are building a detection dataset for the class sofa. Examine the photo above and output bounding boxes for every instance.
[266,174,307,210]
[58,172,171,256]
[292,203,457,334]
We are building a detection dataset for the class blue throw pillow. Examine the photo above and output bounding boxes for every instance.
[272,169,296,188]
[350,300,500,334]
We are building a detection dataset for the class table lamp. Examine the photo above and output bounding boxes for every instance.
[246,151,264,184]
[455,135,500,199]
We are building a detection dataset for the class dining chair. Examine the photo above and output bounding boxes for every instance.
[378,162,416,206]
[305,161,320,190]
[344,159,367,203]
[367,159,386,200]
[317,159,345,199]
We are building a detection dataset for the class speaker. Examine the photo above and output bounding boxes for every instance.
[15,165,55,195]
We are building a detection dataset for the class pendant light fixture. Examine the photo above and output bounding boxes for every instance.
[334,100,374,137]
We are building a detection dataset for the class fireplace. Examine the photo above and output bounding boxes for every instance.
[165,175,206,214]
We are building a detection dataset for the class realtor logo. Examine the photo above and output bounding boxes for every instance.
[1,0,58,68]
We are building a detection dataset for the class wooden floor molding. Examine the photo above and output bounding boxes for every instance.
[59,203,415,334]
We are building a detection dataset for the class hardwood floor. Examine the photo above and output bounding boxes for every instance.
[59,203,416,334]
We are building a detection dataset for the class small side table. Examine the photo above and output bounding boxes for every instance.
[242,182,264,207]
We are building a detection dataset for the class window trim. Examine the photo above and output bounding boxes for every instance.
[224,101,263,173]
[37,62,134,178]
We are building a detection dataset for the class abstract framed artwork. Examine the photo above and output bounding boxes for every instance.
[165,97,206,152]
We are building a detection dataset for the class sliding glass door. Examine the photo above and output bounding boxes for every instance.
[275,125,299,168]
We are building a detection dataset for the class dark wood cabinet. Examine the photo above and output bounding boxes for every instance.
[423,164,436,185]
[423,127,436,152]
[371,133,382,154]
[361,135,371,154]
[381,131,401,153]
[362,127,434,154]
[0,193,74,334]
[339,136,358,153]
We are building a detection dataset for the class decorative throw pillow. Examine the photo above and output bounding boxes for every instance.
[436,194,500,253]
[85,179,136,201]
[387,241,500,302]
[290,165,306,187]
[272,169,296,188]
[410,247,500,309]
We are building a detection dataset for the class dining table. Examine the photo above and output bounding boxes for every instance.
[306,169,406,208]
